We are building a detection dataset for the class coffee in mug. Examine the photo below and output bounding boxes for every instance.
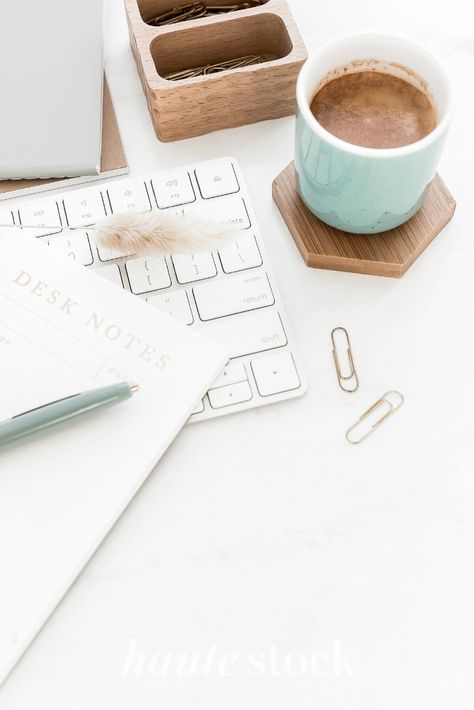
[310,69,437,149]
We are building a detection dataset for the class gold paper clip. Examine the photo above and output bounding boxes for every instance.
[147,1,264,26]
[346,391,405,444]
[165,54,267,81]
[331,327,359,393]
[148,3,207,26]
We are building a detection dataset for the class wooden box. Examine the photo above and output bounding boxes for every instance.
[124,0,307,141]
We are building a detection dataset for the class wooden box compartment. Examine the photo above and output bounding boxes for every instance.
[137,0,271,24]
[124,0,307,141]
[151,13,293,78]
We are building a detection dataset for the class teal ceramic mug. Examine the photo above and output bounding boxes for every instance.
[295,33,454,234]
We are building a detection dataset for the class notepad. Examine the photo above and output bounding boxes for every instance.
[0,234,228,685]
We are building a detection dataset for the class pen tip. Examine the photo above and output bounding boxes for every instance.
[130,383,140,393]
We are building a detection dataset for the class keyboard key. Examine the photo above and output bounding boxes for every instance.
[193,272,274,321]
[200,310,287,357]
[152,170,195,209]
[208,381,253,409]
[161,204,196,220]
[251,352,300,397]
[210,195,251,230]
[125,257,171,294]
[107,180,151,213]
[147,290,194,325]
[97,240,136,262]
[195,159,239,199]
[18,199,62,237]
[95,264,123,287]
[172,252,217,284]
[48,232,93,266]
[191,399,205,415]
[63,189,106,227]
[218,234,262,273]
[212,362,247,389]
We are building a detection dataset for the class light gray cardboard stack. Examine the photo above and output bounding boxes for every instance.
[0,0,104,179]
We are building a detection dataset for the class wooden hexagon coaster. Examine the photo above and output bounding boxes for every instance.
[272,162,456,278]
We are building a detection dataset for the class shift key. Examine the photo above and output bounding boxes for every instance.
[193,272,274,321]
[200,311,287,358]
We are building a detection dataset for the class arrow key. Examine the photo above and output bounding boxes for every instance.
[251,352,301,397]
[208,380,252,409]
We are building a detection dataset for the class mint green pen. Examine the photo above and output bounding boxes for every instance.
[0,382,139,449]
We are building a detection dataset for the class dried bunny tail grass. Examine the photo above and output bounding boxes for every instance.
[94,210,237,255]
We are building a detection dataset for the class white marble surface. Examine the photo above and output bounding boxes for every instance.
[2,0,474,707]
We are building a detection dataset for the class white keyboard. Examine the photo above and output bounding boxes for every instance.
[5,158,306,421]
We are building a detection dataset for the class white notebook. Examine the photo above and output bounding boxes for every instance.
[0,234,228,684]
[0,0,104,178]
